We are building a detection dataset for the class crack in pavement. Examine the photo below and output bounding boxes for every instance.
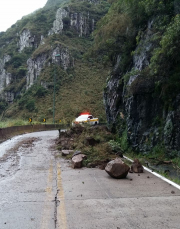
[54,189,60,228]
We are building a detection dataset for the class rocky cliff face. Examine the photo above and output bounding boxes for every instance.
[0,1,99,102]
[49,7,95,37]
[48,8,68,35]
[18,29,37,52]
[26,45,73,89]
[0,55,11,94]
[104,16,180,154]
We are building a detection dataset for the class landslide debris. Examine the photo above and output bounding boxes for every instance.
[56,125,121,168]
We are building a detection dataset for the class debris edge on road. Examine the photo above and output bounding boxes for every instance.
[124,156,180,190]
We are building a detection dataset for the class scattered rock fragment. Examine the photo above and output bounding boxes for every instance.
[61,150,74,156]
[105,158,130,179]
[131,159,144,173]
[72,151,82,158]
[72,154,87,169]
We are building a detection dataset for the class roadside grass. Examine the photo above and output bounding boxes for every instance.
[0,119,29,128]
[0,119,52,128]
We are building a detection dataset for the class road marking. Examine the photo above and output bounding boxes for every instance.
[57,163,68,229]
[124,156,180,190]
[40,160,54,229]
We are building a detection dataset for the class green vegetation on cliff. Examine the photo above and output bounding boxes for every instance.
[88,0,180,162]
[0,0,110,123]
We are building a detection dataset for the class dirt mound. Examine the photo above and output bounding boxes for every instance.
[56,125,117,168]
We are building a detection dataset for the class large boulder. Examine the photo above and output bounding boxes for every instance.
[130,159,144,173]
[72,154,87,169]
[105,158,130,179]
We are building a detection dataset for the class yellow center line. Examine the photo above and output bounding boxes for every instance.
[57,162,68,229]
[40,160,54,229]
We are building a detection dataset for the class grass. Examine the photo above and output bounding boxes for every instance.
[0,119,54,128]
[0,120,30,128]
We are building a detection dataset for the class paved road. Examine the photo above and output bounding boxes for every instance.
[0,130,180,229]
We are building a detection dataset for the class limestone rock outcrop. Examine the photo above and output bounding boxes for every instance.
[18,29,36,52]
[49,7,95,37]
[0,55,12,94]
[48,8,69,35]
[26,46,73,89]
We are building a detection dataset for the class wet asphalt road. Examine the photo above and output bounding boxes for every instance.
[0,130,180,229]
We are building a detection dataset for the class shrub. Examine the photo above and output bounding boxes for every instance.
[0,100,8,114]
[18,97,27,108]
[108,140,121,152]
[35,86,48,97]
[17,67,27,77]
[25,99,35,112]
[62,17,71,30]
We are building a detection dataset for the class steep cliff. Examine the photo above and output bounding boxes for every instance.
[0,0,110,120]
[94,0,180,155]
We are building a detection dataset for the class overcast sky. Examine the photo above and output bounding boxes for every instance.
[0,0,48,32]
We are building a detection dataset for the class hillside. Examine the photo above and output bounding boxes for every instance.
[1,0,180,160]
[0,0,110,123]
[91,0,180,155]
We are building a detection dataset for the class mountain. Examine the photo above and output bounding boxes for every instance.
[91,0,180,154]
[0,0,110,123]
[45,0,67,8]
[1,0,180,158]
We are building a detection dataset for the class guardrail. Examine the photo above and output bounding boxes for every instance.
[0,122,108,143]
[0,124,69,143]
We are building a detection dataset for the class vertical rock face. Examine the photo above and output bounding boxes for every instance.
[70,12,91,37]
[26,46,73,89]
[4,91,15,103]
[0,55,12,93]
[48,8,69,35]
[104,74,123,125]
[104,18,180,152]
[18,29,36,52]
[49,7,95,37]
[52,46,74,70]
[26,53,48,89]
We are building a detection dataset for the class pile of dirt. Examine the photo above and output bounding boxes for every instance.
[56,125,119,168]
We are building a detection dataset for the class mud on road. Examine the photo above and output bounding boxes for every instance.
[0,138,40,180]
[0,130,180,229]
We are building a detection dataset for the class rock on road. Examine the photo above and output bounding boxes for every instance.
[0,130,180,229]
